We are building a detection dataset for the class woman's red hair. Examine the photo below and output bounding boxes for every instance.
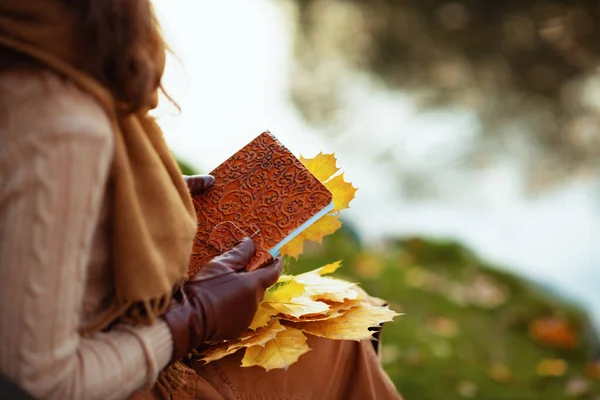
[0,0,168,113]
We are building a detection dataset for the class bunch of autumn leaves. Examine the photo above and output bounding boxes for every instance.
[197,153,399,371]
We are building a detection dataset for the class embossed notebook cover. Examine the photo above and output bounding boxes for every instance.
[188,132,334,276]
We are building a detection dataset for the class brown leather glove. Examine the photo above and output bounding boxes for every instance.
[163,238,283,362]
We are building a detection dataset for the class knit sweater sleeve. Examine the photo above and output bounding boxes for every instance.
[0,71,173,400]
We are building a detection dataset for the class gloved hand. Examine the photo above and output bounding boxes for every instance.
[163,238,283,362]
[183,174,216,196]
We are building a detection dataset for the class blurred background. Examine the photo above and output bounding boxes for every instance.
[153,1,600,398]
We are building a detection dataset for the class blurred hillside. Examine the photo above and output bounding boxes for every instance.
[288,226,600,399]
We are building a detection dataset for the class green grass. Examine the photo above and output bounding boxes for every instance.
[287,229,600,400]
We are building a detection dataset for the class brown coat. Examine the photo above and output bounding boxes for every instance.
[132,334,402,400]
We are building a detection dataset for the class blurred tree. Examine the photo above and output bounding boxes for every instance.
[285,0,600,192]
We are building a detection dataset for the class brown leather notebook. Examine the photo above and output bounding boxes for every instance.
[188,132,334,276]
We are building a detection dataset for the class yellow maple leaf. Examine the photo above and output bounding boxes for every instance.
[201,261,400,371]
[200,342,237,364]
[294,270,358,303]
[294,303,399,341]
[324,173,358,211]
[318,260,343,275]
[300,152,339,182]
[227,319,286,353]
[280,298,360,323]
[315,289,360,303]
[323,298,362,314]
[264,278,305,303]
[279,237,304,259]
[201,320,288,364]
[302,215,342,243]
[280,153,356,258]
[249,304,277,330]
[266,295,330,319]
[249,278,306,330]
[241,326,311,371]
[280,215,342,258]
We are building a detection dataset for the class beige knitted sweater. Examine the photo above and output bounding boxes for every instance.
[0,70,174,400]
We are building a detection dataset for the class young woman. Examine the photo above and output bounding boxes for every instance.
[0,1,401,399]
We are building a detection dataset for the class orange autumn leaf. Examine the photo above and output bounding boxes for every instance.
[300,152,339,182]
[529,317,579,350]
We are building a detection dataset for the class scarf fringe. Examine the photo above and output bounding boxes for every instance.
[158,361,193,392]
[158,350,203,394]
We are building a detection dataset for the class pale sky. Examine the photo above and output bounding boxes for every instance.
[153,0,324,168]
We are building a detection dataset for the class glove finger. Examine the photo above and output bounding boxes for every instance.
[217,238,256,271]
[248,256,284,288]
[185,174,216,196]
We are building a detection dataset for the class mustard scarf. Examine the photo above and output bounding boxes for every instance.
[0,0,197,332]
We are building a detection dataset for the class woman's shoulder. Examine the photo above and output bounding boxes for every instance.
[0,68,113,144]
